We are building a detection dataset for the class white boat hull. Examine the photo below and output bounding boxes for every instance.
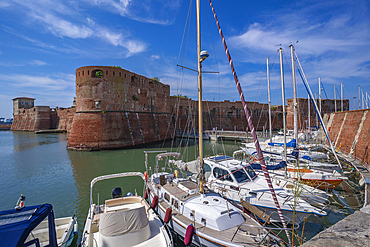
[148,192,253,247]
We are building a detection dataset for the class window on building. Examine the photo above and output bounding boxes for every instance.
[92,70,103,78]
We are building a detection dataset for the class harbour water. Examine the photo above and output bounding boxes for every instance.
[0,131,362,246]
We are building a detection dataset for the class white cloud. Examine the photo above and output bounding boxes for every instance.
[1,74,75,91]
[30,13,93,39]
[150,54,160,60]
[121,40,148,57]
[30,60,47,66]
[84,0,178,25]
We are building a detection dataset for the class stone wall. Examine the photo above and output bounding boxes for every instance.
[170,96,283,132]
[50,107,76,132]
[11,106,75,132]
[286,98,349,130]
[324,109,370,165]
[11,106,51,131]
[67,66,172,150]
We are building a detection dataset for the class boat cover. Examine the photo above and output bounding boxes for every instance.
[268,139,297,148]
[249,161,287,171]
[0,204,57,247]
[170,159,201,174]
[100,205,149,236]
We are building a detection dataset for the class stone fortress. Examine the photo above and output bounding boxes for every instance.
[11,65,353,154]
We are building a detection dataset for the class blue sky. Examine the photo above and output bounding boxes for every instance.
[1,0,369,118]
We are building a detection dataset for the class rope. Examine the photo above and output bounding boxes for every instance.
[207,1,291,244]
[321,81,333,113]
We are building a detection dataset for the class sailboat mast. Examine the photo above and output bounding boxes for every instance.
[295,51,342,170]
[196,0,204,193]
[279,48,287,161]
[290,45,298,141]
[207,1,291,243]
[267,57,272,142]
[341,83,343,112]
[319,78,321,117]
[359,86,361,109]
[334,85,337,112]
[308,94,310,130]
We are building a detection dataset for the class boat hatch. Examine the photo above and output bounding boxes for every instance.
[209,155,232,162]
[178,181,199,195]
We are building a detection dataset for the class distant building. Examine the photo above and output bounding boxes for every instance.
[12,97,35,115]
[11,97,75,132]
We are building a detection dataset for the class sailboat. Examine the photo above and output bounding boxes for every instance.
[202,155,327,224]
[144,1,278,246]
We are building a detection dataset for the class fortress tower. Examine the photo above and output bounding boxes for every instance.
[67,66,173,150]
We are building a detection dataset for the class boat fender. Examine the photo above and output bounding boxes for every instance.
[151,195,158,209]
[164,207,172,224]
[15,194,25,211]
[184,224,195,246]
[144,171,148,181]
[174,170,179,178]
[144,188,150,199]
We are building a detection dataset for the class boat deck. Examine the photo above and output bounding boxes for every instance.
[162,180,202,202]
[149,181,264,246]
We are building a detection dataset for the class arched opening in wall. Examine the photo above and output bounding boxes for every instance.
[82,71,84,76]
[119,72,121,77]
[92,70,104,78]
[113,71,115,76]
[88,70,89,75]
[106,71,108,75]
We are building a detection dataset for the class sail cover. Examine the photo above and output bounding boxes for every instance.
[170,159,201,175]
[268,138,297,148]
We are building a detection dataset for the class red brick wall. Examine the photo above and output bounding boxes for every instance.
[325,109,370,165]
[50,107,76,132]
[170,96,283,132]
[67,66,172,150]
[287,98,349,130]
[11,106,50,131]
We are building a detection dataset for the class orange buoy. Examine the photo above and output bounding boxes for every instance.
[144,171,148,181]
[164,207,172,224]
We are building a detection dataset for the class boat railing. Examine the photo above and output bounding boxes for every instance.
[89,172,147,218]
[235,211,299,246]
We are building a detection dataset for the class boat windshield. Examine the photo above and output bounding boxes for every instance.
[232,169,250,183]
[244,167,256,180]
